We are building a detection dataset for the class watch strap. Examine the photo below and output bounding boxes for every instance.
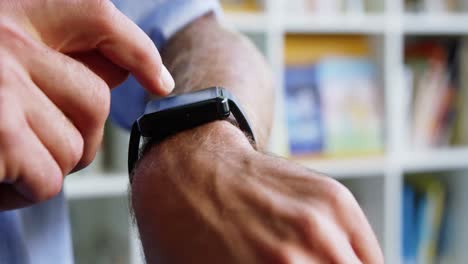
[128,122,141,178]
[228,99,256,144]
[128,87,256,183]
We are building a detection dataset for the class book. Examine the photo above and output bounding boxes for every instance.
[346,0,365,14]
[364,0,384,12]
[403,184,418,264]
[405,39,459,149]
[452,38,468,146]
[406,0,424,11]
[404,66,416,146]
[283,35,382,157]
[220,0,262,12]
[425,0,454,12]
[284,35,371,65]
[285,65,324,156]
[406,0,457,12]
[285,0,345,14]
[316,57,383,157]
[405,177,447,264]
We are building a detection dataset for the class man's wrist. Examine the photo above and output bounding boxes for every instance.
[130,120,259,263]
[132,120,255,184]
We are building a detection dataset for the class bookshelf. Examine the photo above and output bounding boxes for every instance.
[283,14,387,33]
[66,0,468,263]
[65,174,128,200]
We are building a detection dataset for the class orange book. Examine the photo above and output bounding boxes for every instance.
[285,35,371,65]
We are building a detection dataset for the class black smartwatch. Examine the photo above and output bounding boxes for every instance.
[128,87,256,182]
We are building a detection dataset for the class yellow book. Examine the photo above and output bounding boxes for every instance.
[452,38,468,146]
[284,35,371,65]
[221,0,261,12]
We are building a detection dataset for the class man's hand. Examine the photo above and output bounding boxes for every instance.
[132,121,384,264]
[0,0,175,210]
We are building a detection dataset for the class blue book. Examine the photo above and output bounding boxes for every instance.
[414,180,446,264]
[315,57,383,156]
[403,184,417,264]
[285,65,324,155]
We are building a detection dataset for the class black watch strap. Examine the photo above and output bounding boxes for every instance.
[223,88,256,144]
[128,122,141,178]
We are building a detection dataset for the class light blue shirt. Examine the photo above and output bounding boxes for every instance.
[0,1,221,263]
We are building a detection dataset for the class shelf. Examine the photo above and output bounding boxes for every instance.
[64,173,128,200]
[401,147,468,173]
[295,156,386,179]
[224,12,387,34]
[223,12,269,33]
[284,14,386,34]
[404,14,468,34]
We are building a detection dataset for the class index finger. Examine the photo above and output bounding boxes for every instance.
[79,1,175,95]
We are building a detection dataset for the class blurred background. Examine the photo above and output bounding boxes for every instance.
[65,0,468,263]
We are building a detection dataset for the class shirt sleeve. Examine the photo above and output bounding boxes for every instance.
[110,0,222,130]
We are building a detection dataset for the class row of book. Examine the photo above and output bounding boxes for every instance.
[285,0,383,14]
[405,38,468,149]
[220,0,263,12]
[220,0,383,14]
[284,35,384,158]
[221,0,468,13]
[405,0,468,12]
[402,176,448,264]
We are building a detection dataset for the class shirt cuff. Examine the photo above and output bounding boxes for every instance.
[139,0,223,48]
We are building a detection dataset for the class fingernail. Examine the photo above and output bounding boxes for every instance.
[160,65,175,93]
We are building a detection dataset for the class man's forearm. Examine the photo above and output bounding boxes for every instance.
[132,13,384,264]
[132,14,276,263]
[160,13,274,148]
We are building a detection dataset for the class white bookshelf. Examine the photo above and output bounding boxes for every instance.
[65,174,128,200]
[403,14,468,34]
[283,14,387,33]
[66,1,468,263]
[296,156,387,178]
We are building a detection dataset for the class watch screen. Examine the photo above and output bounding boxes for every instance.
[145,87,222,113]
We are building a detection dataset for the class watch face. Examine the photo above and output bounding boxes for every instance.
[137,87,230,138]
[145,87,222,113]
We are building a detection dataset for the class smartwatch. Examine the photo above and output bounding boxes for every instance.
[128,87,256,182]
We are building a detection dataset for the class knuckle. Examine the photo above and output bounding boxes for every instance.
[0,150,16,184]
[88,0,118,30]
[79,145,99,169]
[137,45,162,71]
[294,209,320,233]
[0,18,17,39]
[0,133,26,184]
[322,178,356,209]
[79,126,104,169]
[88,80,110,126]
[61,132,84,173]
[30,172,63,203]
[0,18,34,50]
[270,245,301,264]
[0,59,5,87]
[0,92,19,144]
[0,155,5,183]
[0,52,16,87]
[75,70,110,130]
[69,135,84,165]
